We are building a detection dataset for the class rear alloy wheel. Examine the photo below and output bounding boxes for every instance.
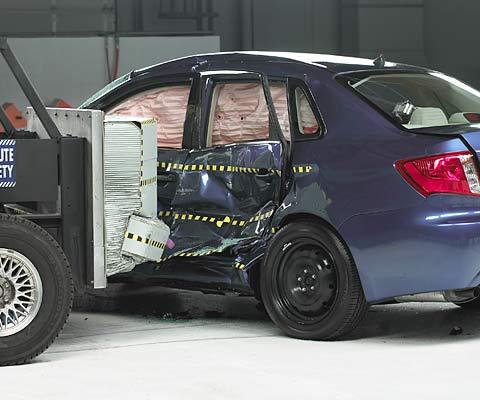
[0,214,73,366]
[261,222,367,340]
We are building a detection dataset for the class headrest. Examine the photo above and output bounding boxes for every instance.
[408,107,448,127]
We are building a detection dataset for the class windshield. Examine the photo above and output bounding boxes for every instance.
[343,72,480,129]
[79,72,130,108]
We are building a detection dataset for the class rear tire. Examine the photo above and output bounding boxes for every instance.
[261,222,367,340]
[0,214,73,366]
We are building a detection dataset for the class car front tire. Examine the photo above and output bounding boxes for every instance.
[261,221,367,340]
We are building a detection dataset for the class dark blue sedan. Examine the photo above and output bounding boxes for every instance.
[82,52,480,340]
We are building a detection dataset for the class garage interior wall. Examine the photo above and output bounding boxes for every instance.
[231,0,480,89]
[0,0,479,100]
[0,36,219,110]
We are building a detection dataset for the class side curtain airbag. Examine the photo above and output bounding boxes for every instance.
[211,82,290,145]
[107,85,191,148]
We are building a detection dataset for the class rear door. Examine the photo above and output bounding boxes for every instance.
[157,71,291,264]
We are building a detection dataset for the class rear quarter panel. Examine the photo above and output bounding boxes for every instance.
[281,68,479,301]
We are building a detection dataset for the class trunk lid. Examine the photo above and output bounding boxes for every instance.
[412,124,480,159]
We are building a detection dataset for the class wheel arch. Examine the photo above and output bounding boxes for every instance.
[249,212,364,299]
[279,212,336,231]
[259,213,368,339]
[278,212,363,281]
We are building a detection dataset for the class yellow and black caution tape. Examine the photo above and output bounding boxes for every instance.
[234,262,246,270]
[158,161,270,174]
[158,161,314,176]
[141,118,157,125]
[293,165,313,174]
[160,248,217,262]
[158,209,274,229]
[124,232,166,250]
[158,248,247,271]
[273,165,314,175]
[140,176,157,187]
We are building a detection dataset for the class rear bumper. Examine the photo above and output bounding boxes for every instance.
[339,194,480,302]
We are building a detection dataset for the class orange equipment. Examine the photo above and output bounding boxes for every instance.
[0,102,27,133]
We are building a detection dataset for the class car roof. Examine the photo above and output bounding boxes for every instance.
[135,51,431,76]
[81,51,431,109]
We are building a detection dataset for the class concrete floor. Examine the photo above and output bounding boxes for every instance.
[3,284,480,399]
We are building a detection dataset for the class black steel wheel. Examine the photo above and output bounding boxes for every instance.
[261,221,367,340]
[274,245,337,323]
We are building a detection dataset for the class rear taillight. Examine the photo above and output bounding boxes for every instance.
[395,151,480,196]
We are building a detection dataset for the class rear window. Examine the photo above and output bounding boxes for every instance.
[340,72,480,129]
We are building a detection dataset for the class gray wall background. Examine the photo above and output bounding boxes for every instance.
[0,36,219,109]
[0,0,479,106]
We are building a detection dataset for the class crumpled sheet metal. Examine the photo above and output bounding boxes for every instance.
[271,161,328,228]
[156,141,283,261]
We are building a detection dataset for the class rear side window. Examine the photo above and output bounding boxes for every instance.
[107,85,191,148]
[295,87,320,135]
[208,82,290,146]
